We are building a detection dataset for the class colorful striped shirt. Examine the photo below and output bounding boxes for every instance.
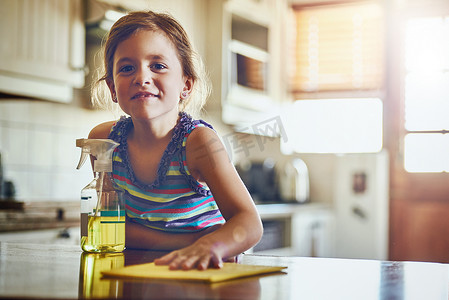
[108,112,225,233]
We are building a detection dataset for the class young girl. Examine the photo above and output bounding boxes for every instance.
[88,10,263,270]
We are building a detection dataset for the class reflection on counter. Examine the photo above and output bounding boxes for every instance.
[121,273,261,300]
[78,249,262,300]
[79,252,125,299]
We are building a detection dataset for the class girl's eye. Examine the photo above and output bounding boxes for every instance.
[151,63,166,71]
[118,65,134,73]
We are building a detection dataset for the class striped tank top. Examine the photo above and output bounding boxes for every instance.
[108,112,225,233]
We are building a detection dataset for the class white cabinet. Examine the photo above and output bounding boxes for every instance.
[207,0,288,129]
[254,203,335,257]
[333,151,389,260]
[290,209,335,258]
[0,0,85,103]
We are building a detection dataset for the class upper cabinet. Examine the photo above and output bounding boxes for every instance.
[0,0,85,103]
[218,0,289,129]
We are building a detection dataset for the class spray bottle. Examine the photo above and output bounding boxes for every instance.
[76,139,125,252]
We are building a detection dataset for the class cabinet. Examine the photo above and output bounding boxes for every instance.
[254,203,335,257]
[0,0,85,103]
[333,152,389,260]
[211,0,288,129]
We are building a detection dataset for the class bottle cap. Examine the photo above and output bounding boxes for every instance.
[94,160,113,172]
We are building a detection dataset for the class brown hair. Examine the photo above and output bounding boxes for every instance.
[92,11,210,117]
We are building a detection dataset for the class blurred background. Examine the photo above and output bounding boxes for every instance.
[1,0,448,263]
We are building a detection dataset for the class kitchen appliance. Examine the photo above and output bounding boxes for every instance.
[278,158,310,203]
[235,158,279,203]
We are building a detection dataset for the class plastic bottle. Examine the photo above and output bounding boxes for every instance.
[76,139,125,252]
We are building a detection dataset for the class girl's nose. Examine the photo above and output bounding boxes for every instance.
[134,68,152,86]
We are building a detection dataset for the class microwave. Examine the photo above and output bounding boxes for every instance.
[226,40,272,111]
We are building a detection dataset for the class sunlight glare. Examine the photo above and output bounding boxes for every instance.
[404,134,449,173]
[284,98,383,154]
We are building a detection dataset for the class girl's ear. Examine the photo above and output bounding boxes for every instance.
[181,77,194,99]
[106,79,117,102]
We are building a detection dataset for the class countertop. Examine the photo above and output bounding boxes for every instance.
[0,201,80,232]
[255,202,329,219]
[0,242,448,300]
[0,201,328,233]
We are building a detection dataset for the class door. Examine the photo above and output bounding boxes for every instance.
[386,1,449,263]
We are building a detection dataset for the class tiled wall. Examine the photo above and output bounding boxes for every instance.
[0,99,116,202]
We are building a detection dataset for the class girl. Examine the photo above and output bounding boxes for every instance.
[88,10,263,270]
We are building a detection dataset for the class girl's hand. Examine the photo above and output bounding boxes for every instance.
[153,224,227,270]
[154,239,226,270]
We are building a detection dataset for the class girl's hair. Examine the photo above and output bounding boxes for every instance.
[92,11,211,117]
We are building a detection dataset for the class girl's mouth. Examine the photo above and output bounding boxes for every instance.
[131,92,159,100]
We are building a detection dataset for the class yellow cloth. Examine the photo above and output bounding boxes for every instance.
[102,262,286,283]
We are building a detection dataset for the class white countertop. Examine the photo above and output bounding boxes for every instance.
[256,202,331,219]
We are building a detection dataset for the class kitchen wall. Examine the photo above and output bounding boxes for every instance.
[0,0,213,202]
[0,0,336,204]
[0,98,117,201]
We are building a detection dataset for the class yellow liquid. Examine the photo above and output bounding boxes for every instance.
[79,252,124,299]
[81,215,125,252]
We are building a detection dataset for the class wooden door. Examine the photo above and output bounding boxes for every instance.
[386,1,449,263]
[389,171,449,262]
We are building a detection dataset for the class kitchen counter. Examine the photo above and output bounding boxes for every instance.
[0,242,448,300]
[0,201,79,232]
[0,202,324,233]
[255,202,329,219]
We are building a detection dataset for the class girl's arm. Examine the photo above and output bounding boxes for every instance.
[154,127,263,270]
[125,219,222,250]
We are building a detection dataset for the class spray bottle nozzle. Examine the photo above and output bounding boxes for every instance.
[76,139,119,172]
[76,139,90,170]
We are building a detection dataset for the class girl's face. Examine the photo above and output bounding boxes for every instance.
[107,29,192,122]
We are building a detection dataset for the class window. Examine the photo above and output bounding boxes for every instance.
[291,1,384,94]
[403,16,449,172]
[286,1,384,154]
[282,98,383,154]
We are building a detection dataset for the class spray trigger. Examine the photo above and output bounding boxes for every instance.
[76,139,90,170]
[77,151,89,170]
[75,138,119,172]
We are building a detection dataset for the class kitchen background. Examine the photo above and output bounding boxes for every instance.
[1,0,448,263]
